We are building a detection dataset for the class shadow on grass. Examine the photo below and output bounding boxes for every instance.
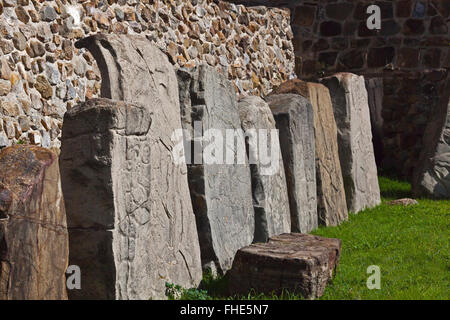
[198,271,230,298]
[378,175,413,199]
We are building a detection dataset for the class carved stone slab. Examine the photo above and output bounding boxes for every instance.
[265,94,318,233]
[64,34,202,299]
[272,80,348,226]
[61,99,202,300]
[0,145,68,300]
[238,96,291,241]
[321,73,381,213]
[177,65,254,274]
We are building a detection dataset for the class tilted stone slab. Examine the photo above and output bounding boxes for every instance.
[229,233,341,299]
[265,94,318,233]
[413,78,450,198]
[63,34,202,299]
[177,65,254,274]
[272,80,348,226]
[320,73,381,213]
[238,96,291,241]
[365,78,385,166]
[0,145,68,300]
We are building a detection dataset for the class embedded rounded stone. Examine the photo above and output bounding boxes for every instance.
[12,31,26,51]
[40,5,58,22]
[15,6,30,23]
[35,75,53,99]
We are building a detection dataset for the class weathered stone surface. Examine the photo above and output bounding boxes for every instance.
[272,80,348,226]
[265,94,317,233]
[320,73,381,213]
[387,198,419,206]
[413,78,450,199]
[238,96,291,241]
[63,34,202,299]
[0,145,68,300]
[365,78,385,167]
[229,233,341,299]
[177,65,254,274]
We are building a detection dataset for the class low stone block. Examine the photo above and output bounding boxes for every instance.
[321,73,381,213]
[265,94,318,233]
[0,145,68,300]
[229,233,341,299]
[177,65,254,274]
[238,96,291,241]
[272,80,348,226]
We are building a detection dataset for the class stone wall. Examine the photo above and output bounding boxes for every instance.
[0,0,294,149]
[230,0,449,178]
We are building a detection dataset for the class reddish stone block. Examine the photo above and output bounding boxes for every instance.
[320,21,342,37]
[229,233,342,299]
[396,0,412,17]
[358,21,378,37]
[403,19,425,35]
[319,51,338,69]
[398,48,420,68]
[339,49,365,69]
[293,5,316,27]
[368,47,395,68]
[422,48,442,68]
[430,16,448,35]
[326,2,354,21]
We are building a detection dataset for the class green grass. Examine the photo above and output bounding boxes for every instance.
[172,176,450,300]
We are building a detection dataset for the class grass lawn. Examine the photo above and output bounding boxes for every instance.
[170,176,449,300]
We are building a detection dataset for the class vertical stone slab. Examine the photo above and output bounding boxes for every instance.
[177,65,254,274]
[238,96,291,241]
[413,78,450,198]
[265,94,318,233]
[63,34,202,299]
[365,78,385,167]
[320,73,381,213]
[272,80,348,226]
[0,145,68,300]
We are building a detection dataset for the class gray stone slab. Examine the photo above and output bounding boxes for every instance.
[61,98,202,300]
[177,65,254,274]
[238,96,291,242]
[272,80,348,227]
[413,78,450,198]
[365,77,384,166]
[321,73,381,213]
[265,94,318,233]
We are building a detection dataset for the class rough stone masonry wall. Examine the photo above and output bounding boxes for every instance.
[231,0,449,178]
[0,0,295,149]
